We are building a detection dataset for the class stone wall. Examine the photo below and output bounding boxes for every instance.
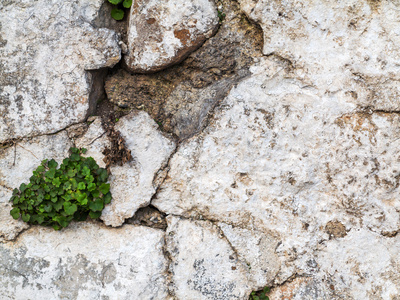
[1,0,399,299]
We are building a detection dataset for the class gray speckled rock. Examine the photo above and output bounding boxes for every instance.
[124,0,219,73]
[0,0,121,143]
[153,57,400,294]
[100,111,176,227]
[0,222,169,300]
[0,132,73,242]
[166,216,251,299]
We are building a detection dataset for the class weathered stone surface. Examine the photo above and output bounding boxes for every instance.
[75,116,109,169]
[166,216,251,299]
[218,223,281,289]
[239,0,400,110]
[0,222,169,299]
[153,56,400,293]
[124,0,219,73]
[0,132,73,242]
[0,0,121,143]
[100,111,175,227]
[106,0,263,139]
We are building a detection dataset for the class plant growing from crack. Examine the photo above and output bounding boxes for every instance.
[250,286,270,300]
[108,0,132,21]
[10,147,111,230]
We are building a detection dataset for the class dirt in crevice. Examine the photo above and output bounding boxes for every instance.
[125,205,167,230]
[102,0,264,140]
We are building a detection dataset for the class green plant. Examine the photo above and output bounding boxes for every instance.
[250,287,270,300]
[108,0,132,21]
[217,9,226,23]
[9,147,112,230]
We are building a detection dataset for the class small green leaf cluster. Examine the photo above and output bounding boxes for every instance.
[10,148,111,230]
[250,287,270,300]
[108,0,132,21]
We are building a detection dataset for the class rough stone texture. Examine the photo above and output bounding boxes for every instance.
[0,132,73,242]
[0,222,169,300]
[153,56,400,296]
[100,111,176,227]
[105,0,263,139]
[75,116,110,169]
[124,0,219,73]
[0,0,121,143]
[218,223,281,289]
[239,0,400,111]
[166,216,251,299]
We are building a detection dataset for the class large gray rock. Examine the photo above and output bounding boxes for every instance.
[124,0,219,73]
[153,57,400,294]
[0,132,73,242]
[100,111,176,227]
[0,0,121,143]
[0,222,169,299]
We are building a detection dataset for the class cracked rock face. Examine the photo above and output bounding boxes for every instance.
[166,216,251,299]
[100,111,176,227]
[0,132,73,242]
[124,0,219,73]
[0,223,169,299]
[153,57,400,295]
[0,0,120,143]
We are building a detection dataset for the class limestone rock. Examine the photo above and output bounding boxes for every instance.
[0,132,73,242]
[316,228,400,298]
[0,0,121,143]
[100,111,176,227]
[153,57,400,292]
[124,0,219,73]
[166,216,251,299]
[239,0,400,110]
[0,222,169,299]
[218,223,281,289]
[75,117,110,169]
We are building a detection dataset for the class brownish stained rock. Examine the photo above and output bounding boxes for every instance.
[124,0,219,73]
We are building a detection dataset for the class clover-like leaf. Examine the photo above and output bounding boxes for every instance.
[52,177,61,187]
[10,207,20,220]
[48,159,58,169]
[63,202,78,216]
[111,8,124,20]
[89,199,104,212]
[99,183,110,195]
[87,182,96,192]
[21,213,31,222]
[108,0,123,4]
[104,192,112,204]
[89,211,102,219]
[123,0,132,8]
[77,182,86,190]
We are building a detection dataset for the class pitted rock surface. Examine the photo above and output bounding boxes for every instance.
[166,216,251,299]
[0,223,169,299]
[124,0,219,73]
[100,111,176,227]
[0,0,120,143]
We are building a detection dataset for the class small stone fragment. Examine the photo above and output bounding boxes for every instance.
[100,111,175,227]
